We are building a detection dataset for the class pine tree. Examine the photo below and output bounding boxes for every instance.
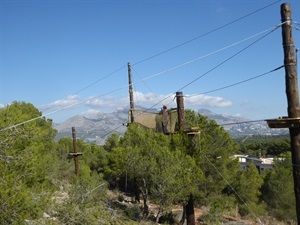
[0,102,57,223]
[262,155,296,220]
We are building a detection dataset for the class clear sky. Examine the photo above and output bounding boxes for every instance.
[1,0,300,123]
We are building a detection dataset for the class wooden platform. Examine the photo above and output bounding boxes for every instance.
[266,117,300,128]
[185,127,201,136]
[68,152,83,157]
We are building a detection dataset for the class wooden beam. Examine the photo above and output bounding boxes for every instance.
[266,117,300,128]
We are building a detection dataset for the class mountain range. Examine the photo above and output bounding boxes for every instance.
[53,108,287,144]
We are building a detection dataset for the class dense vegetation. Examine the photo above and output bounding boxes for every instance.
[235,135,291,157]
[0,102,296,224]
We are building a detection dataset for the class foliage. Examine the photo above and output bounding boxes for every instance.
[0,102,295,224]
[104,110,248,221]
[236,135,290,157]
[104,123,203,219]
[201,195,236,224]
[103,133,120,152]
[233,161,266,217]
[0,102,57,223]
[53,165,112,224]
[0,102,119,224]
[184,111,240,200]
[261,156,296,220]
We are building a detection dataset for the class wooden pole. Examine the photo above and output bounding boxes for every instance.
[72,126,79,176]
[281,3,300,222]
[176,91,186,130]
[128,62,135,123]
[176,92,195,225]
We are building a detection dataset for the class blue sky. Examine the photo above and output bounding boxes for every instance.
[1,0,300,123]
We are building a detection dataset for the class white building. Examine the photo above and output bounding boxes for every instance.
[233,155,275,172]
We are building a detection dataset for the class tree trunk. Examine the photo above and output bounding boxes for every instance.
[155,206,162,223]
[141,192,149,219]
[140,178,149,219]
[133,177,140,203]
[180,204,186,225]
[186,195,195,225]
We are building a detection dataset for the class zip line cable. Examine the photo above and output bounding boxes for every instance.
[41,65,127,113]
[197,122,286,224]
[0,72,175,134]
[92,91,275,145]
[41,1,282,115]
[138,24,280,84]
[131,67,158,108]
[39,22,269,119]
[0,23,284,133]
[131,67,159,101]
[204,119,269,129]
[0,84,128,133]
[92,93,176,142]
[294,21,300,29]
[294,23,300,31]
[119,24,285,125]
[185,65,284,97]
[204,154,264,225]
[0,22,288,134]
[132,0,283,66]
[53,22,283,115]
[39,54,283,129]
[39,0,282,117]
[186,120,266,224]
[178,22,283,92]
[143,25,282,118]
[77,22,284,121]
[97,113,268,224]
[92,91,179,142]
[127,63,283,138]
[39,14,292,133]
[100,119,285,223]
[0,73,174,134]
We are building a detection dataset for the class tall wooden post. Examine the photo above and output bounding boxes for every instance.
[176,91,186,130]
[72,126,79,176]
[128,62,135,123]
[176,91,195,225]
[281,3,300,222]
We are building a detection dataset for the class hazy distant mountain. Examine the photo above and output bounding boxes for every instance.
[196,108,287,137]
[53,108,287,144]
[53,110,128,144]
